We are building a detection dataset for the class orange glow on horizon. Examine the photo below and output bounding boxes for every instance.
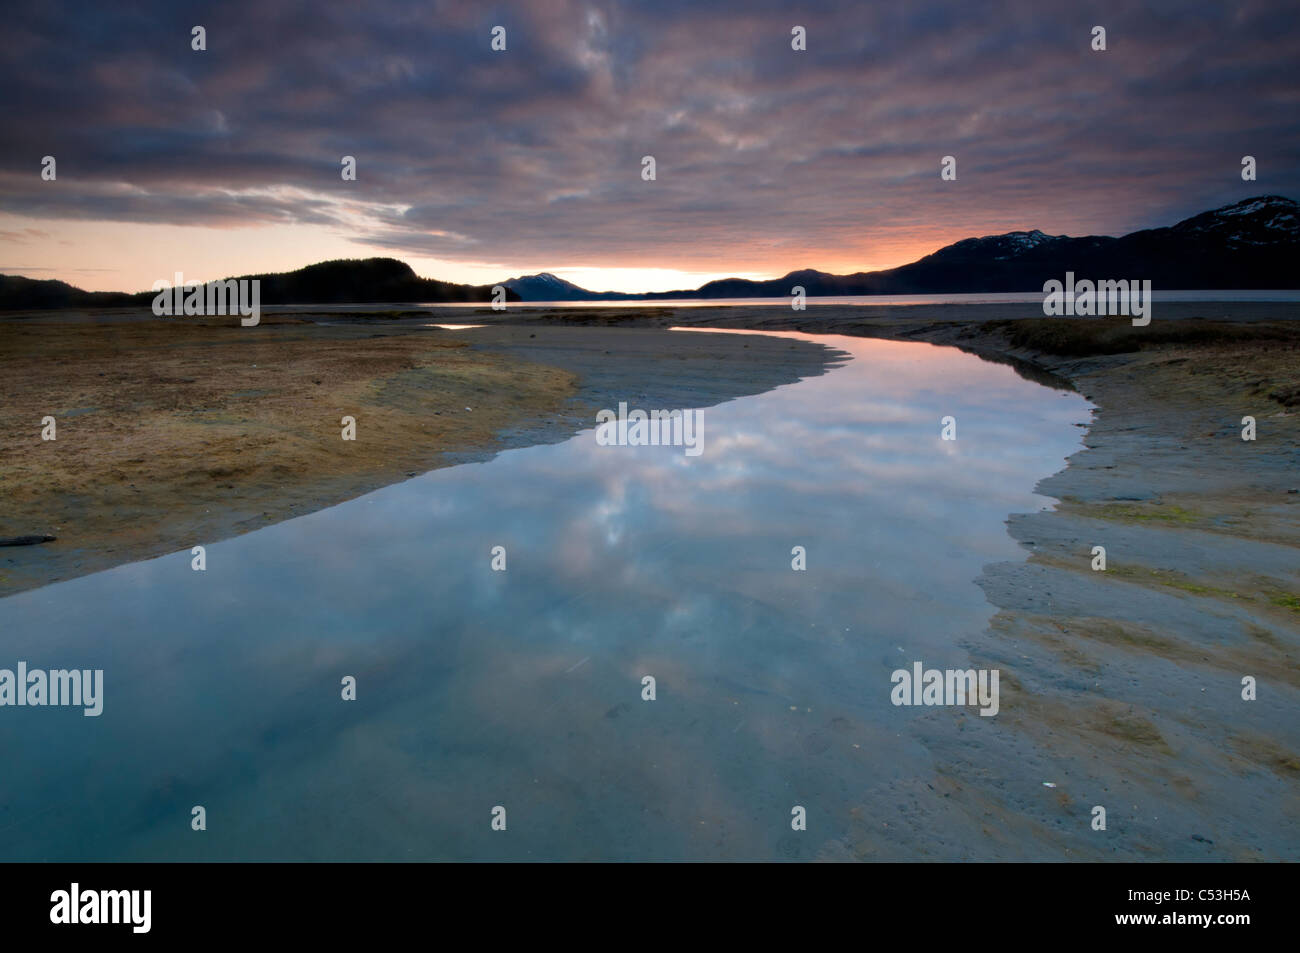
[0,214,981,295]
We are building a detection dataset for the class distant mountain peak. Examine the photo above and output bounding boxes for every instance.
[933,227,1068,262]
[502,272,598,300]
[1213,195,1297,215]
[1169,194,1300,246]
[1175,194,1298,225]
[504,272,574,286]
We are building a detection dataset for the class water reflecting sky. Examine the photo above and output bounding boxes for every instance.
[0,332,1090,860]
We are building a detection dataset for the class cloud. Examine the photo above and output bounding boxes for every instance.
[1,0,1297,277]
[0,227,50,242]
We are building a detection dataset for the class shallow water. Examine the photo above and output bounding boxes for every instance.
[419,290,1300,307]
[0,332,1091,860]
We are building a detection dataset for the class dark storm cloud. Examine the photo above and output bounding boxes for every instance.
[1,0,1297,272]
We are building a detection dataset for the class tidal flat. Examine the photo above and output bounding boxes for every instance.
[0,314,837,597]
[1,302,1296,861]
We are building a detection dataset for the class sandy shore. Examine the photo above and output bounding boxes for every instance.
[0,314,839,597]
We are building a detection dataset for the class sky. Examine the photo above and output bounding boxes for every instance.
[1,0,1297,293]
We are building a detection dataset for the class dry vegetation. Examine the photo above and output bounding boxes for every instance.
[0,317,577,594]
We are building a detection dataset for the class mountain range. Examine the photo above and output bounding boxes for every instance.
[2,195,1296,310]
[505,195,1300,299]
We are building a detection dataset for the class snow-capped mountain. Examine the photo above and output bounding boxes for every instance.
[496,196,1299,300]
[1155,195,1300,247]
[670,195,1300,297]
[502,272,605,301]
[939,229,1068,261]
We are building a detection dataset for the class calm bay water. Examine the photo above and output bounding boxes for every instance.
[0,332,1090,860]
[284,289,1300,311]
[449,290,1300,307]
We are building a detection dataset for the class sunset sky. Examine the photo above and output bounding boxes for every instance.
[1,0,1297,293]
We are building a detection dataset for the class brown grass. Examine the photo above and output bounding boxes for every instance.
[0,318,577,594]
[988,317,1300,363]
